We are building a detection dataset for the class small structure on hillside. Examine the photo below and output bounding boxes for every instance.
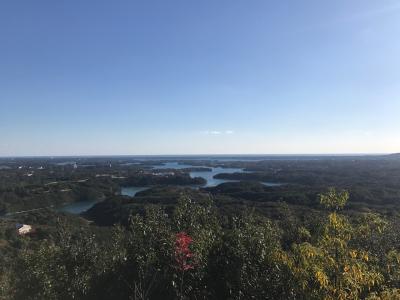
[16,224,33,235]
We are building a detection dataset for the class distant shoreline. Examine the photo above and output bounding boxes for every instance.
[0,153,391,159]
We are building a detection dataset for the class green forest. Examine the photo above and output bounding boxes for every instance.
[1,156,400,299]
[2,189,400,299]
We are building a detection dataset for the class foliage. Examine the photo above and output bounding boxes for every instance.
[4,188,400,299]
[209,213,292,299]
[284,189,384,299]
[319,188,349,211]
[14,226,106,299]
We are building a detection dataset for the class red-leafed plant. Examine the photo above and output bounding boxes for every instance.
[175,232,194,271]
[174,232,194,299]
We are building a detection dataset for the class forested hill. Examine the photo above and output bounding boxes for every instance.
[2,157,400,299]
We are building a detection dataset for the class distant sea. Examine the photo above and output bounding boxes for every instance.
[0,153,388,161]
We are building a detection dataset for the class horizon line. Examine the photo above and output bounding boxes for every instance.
[0,153,394,159]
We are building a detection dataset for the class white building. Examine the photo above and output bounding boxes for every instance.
[16,224,33,235]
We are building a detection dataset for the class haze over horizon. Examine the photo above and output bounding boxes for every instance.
[1,0,400,156]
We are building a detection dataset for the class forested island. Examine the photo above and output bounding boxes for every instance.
[1,155,400,299]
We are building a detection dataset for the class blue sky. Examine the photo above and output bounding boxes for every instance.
[1,0,399,155]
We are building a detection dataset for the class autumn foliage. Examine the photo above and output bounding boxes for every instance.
[174,232,194,271]
[7,191,400,299]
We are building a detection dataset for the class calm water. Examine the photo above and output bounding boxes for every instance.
[58,187,148,214]
[59,162,279,214]
[152,162,283,187]
[153,162,200,170]
[152,162,244,187]
[261,182,283,187]
[58,200,100,214]
[120,186,149,197]
[189,167,243,187]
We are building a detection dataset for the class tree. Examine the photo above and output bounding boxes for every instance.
[14,225,104,300]
[285,188,383,299]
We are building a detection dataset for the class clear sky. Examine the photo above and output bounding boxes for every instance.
[1,0,399,156]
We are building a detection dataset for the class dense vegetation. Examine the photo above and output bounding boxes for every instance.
[1,156,400,299]
[0,159,204,214]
